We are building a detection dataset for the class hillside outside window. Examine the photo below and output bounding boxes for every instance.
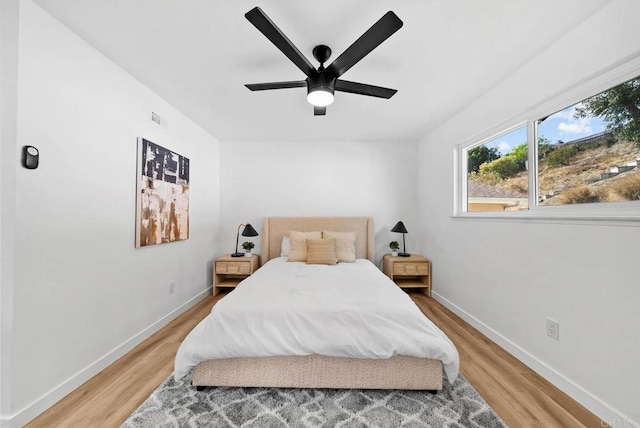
[536,76,640,206]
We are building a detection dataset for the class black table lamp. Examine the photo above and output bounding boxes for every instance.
[232,223,259,257]
[391,221,410,257]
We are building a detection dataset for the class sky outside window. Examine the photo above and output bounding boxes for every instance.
[485,105,606,154]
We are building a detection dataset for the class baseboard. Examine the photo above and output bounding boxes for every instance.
[5,287,212,428]
[432,292,639,428]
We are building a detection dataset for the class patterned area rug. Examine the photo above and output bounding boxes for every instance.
[122,372,506,427]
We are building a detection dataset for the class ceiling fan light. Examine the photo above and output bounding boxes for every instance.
[307,89,334,107]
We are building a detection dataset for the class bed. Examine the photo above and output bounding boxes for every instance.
[176,216,459,391]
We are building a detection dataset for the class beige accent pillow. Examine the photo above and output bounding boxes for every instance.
[287,231,322,262]
[322,231,356,262]
[306,238,337,265]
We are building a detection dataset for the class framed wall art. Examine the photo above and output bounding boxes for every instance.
[135,138,190,247]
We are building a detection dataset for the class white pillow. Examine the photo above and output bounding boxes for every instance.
[280,236,290,257]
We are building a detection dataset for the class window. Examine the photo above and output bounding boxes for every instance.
[465,126,529,212]
[459,72,640,217]
[536,76,640,206]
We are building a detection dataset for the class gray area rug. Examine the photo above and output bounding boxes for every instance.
[122,372,506,427]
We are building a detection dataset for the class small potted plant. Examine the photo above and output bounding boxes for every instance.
[242,241,255,257]
[389,241,400,256]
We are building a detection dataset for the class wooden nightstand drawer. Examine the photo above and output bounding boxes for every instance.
[383,254,431,297]
[215,262,250,275]
[213,254,260,296]
[393,263,429,276]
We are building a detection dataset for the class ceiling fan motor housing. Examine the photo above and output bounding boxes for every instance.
[307,70,335,97]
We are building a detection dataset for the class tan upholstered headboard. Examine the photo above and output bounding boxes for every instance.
[262,217,375,264]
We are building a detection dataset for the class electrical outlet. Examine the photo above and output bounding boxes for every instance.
[169,281,175,294]
[546,318,559,340]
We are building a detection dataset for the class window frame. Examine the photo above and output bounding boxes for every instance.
[454,59,640,225]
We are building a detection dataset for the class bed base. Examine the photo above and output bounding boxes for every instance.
[192,354,443,391]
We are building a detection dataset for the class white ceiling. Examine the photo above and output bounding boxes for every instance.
[33,0,611,143]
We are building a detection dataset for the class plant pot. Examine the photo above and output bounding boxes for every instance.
[391,251,398,256]
[244,252,252,257]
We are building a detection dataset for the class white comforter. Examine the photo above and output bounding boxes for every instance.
[175,257,459,382]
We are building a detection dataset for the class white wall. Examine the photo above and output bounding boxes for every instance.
[220,141,418,261]
[0,0,20,424]
[7,1,221,425]
[418,0,640,426]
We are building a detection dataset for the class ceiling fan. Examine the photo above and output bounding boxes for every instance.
[244,7,403,116]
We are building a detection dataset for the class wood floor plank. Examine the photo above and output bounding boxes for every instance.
[26,293,605,427]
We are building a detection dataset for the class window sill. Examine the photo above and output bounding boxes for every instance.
[451,211,640,227]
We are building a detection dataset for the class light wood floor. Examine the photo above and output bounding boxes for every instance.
[27,293,604,428]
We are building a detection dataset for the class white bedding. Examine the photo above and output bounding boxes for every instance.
[175,257,459,382]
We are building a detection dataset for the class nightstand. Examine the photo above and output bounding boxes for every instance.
[213,254,260,296]
[382,254,431,296]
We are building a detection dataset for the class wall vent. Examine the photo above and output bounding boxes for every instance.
[150,111,168,128]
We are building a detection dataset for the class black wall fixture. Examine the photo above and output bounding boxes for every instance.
[21,145,39,169]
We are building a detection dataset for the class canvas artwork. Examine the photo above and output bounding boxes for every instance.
[136,138,190,247]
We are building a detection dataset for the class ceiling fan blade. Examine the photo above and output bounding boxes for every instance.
[325,11,403,79]
[245,7,315,77]
[314,106,326,116]
[245,81,307,91]
[335,80,397,99]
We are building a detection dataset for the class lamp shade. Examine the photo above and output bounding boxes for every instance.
[391,221,408,234]
[241,223,259,237]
